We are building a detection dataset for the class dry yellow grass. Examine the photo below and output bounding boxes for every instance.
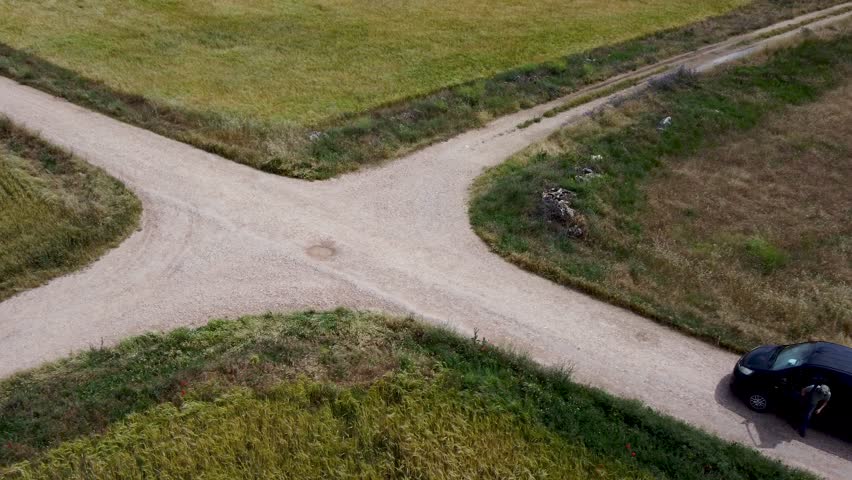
[636,82,852,345]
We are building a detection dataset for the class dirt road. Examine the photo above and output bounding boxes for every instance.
[1,5,851,478]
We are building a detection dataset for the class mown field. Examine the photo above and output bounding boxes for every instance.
[470,33,852,353]
[0,0,748,124]
[0,119,140,301]
[0,1,842,178]
[0,310,811,479]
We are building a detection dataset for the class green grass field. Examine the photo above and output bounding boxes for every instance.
[0,119,140,301]
[0,0,747,124]
[470,34,852,352]
[2,1,841,178]
[0,310,810,479]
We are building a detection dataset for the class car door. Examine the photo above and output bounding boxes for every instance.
[812,371,852,440]
[774,365,807,410]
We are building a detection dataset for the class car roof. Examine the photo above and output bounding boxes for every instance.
[805,342,852,375]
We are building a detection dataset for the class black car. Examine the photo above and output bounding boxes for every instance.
[731,341,852,435]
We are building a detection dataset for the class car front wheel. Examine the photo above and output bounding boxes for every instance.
[747,392,770,412]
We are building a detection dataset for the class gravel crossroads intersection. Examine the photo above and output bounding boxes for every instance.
[1,6,851,478]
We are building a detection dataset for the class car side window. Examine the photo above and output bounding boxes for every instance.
[770,344,815,370]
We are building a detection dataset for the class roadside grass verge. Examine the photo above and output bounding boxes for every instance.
[0,310,811,479]
[469,34,852,353]
[0,119,140,301]
[0,1,843,179]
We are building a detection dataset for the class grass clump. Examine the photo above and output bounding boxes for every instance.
[0,119,140,301]
[470,34,852,352]
[0,310,812,479]
[743,236,789,274]
[0,1,842,179]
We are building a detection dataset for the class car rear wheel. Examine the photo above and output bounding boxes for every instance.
[747,392,770,412]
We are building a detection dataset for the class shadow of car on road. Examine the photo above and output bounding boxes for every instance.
[715,374,852,460]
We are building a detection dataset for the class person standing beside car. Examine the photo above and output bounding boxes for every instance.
[798,382,831,437]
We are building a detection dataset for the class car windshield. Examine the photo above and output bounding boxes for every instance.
[770,343,817,370]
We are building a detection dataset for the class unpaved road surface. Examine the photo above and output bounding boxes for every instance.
[2,5,851,478]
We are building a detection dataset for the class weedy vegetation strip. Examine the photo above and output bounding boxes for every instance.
[1,310,813,479]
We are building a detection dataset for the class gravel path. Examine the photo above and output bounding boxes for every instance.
[1,6,851,478]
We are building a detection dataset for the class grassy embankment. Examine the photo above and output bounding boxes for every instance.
[0,1,843,179]
[470,34,852,353]
[0,310,812,479]
[0,119,140,301]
